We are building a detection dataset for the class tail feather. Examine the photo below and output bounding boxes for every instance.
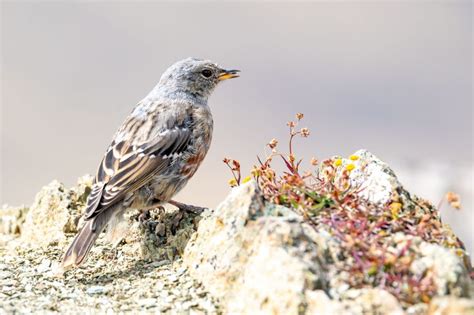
[62,209,113,269]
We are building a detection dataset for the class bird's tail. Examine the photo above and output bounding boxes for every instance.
[62,209,113,269]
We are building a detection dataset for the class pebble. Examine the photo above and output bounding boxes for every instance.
[0,271,11,279]
[86,286,108,295]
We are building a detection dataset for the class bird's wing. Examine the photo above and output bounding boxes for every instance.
[84,111,193,220]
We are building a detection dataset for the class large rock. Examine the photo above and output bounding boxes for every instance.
[183,150,473,314]
[184,182,328,314]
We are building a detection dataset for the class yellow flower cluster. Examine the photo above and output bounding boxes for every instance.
[345,164,355,172]
[333,155,360,172]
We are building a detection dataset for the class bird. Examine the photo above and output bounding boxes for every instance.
[62,57,239,269]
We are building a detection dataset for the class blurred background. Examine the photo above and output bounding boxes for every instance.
[1,2,472,256]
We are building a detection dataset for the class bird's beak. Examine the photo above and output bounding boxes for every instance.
[218,69,240,81]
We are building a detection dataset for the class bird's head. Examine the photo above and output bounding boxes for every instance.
[156,57,240,101]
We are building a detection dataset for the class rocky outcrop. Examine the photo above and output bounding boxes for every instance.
[1,149,472,314]
[183,150,473,314]
[183,182,327,314]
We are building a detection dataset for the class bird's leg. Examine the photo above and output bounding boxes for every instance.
[168,200,206,215]
[138,209,151,224]
[138,200,165,223]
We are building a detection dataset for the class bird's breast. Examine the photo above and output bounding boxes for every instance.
[180,105,213,177]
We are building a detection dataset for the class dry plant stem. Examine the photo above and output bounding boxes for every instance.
[225,163,239,183]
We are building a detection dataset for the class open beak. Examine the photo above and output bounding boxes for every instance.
[218,69,240,81]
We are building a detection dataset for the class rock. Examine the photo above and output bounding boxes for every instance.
[86,285,108,295]
[20,175,93,247]
[0,205,29,235]
[409,239,471,297]
[183,150,473,314]
[339,289,405,315]
[184,181,328,314]
[330,149,401,206]
[305,290,347,314]
[122,206,201,262]
[427,296,474,315]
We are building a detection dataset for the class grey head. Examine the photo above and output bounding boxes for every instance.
[150,57,239,103]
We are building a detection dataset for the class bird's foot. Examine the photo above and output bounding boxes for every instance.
[138,209,151,224]
[169,200,206,215]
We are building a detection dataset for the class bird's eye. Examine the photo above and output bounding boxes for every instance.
[201,69,213,78]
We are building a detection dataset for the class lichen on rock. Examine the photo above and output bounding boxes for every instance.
[123,206,202,262]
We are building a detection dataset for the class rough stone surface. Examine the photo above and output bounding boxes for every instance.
[20,175,93,247]
[0,205,29,235]
[125,206,201,262]
[0,238,220,314]
[184,182,328,314]
[426,296,474,315]
[332,149,401,206]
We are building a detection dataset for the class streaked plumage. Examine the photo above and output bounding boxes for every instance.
[62,58,239,269]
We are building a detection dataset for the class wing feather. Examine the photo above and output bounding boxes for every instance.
[84,116,193,220]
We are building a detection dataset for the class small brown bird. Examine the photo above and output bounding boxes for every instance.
[62,58,239,269]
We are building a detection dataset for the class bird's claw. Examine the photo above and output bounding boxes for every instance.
[169,200,206,215]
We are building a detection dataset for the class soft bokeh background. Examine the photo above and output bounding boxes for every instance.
[1,2,472,255]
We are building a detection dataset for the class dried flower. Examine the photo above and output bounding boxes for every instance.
[250,167,261,177]
[296,113,304,120]
[446,192,461,209]
[300,127,310,137]
[287,121,296,128]
[232,159,240,170]
[450,201,461,210]
[310,157,318,166]
[268,138,278,149]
